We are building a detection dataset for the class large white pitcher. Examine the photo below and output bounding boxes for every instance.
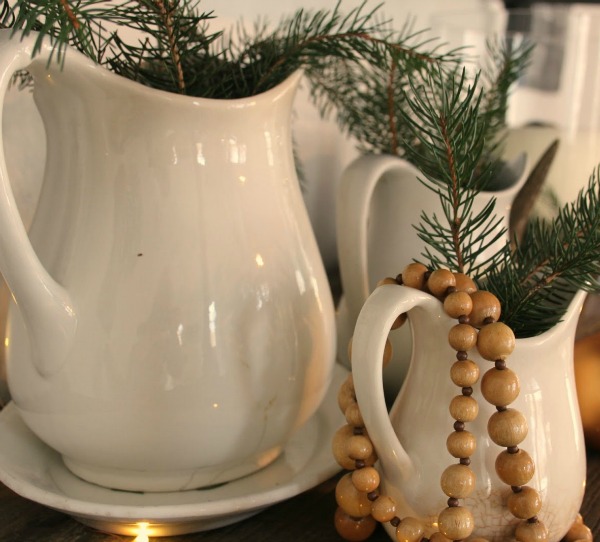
[351,284,586,541]
[335,153,527,394]
[0,31,336,492]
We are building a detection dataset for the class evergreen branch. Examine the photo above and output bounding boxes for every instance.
[307,18,464,157]
[10,0,112,63]
[58,0,79,31]
[479,37,533,157]
[398,67,507,278]
[485,169,600,336]
[0,0,14,27]
[153,0,185,94]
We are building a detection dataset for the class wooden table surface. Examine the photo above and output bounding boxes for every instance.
[0,450,598,541]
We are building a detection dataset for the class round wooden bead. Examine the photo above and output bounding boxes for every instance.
[377,277,398,288]
[345,402,364,428]
[383,338,393,367]
[507,486,542,520]
[449,395,479,422]
[469,290,501,328]
[515,519,549,542]
[391,312,408,330]
[444,291,474,319]
[402,263,429,290]
[335,472,373,517]
[428,269,456,298]
[448,324,478,352]
[338,374,356,413]
[438,506,475,540]
[450,360,480,387]
[453,273,478,294]
[488,408,528,447]
[477,322,516,361]
[332,426,377,470]
[370,495,396,523]
[446,430,477,458]
[481,367,520,407]
[395,516,425,542]
[564,522,593,541]
[351,466,380,493]
[347,434,374,461]
[332,425,359,470]
[440,464,476,498]
[429,533,452,542]
[334,506,377,541]
[495,449,535,486]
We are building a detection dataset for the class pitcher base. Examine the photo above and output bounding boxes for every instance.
[62,446,283,493]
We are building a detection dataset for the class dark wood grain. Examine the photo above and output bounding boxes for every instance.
[0,452,598,542]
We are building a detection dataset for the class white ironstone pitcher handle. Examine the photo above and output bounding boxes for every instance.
[351,284,440,482]
[0,30,76,377]
[336,154,421,326]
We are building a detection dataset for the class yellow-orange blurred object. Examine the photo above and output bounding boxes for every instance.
[574,330,600,450]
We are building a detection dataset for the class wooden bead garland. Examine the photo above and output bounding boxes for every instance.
[332,265,593,542]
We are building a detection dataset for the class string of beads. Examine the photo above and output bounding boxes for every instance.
[332,264,594,542]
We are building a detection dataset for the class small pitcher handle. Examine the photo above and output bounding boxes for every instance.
[0,30,76,377]
[336,154,421,326]
[351,284,441,481]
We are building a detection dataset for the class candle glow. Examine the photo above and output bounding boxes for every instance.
[133,521,150,542]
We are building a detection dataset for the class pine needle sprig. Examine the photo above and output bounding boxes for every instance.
[5,0,457,100]
[308,20,464,156]
[243,2,394,96]
[485,170,600,337]
[9,0,119,65]
[398,66,506,279]
[0,0,14,27]
[478,36,533,159]
[103,0,219,96]
[309,34,531,172]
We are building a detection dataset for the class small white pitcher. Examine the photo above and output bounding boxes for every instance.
[351,284,587,541]
[336,153,527,395]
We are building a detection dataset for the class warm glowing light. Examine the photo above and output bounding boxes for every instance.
[239,175,246,184]
[133,522,150,542]
[212,402,219,408]
[4,337,8,348]
[255,254,264,267]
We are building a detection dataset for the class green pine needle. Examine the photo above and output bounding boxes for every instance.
[485,170,600,337]
[4,0,457,100]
